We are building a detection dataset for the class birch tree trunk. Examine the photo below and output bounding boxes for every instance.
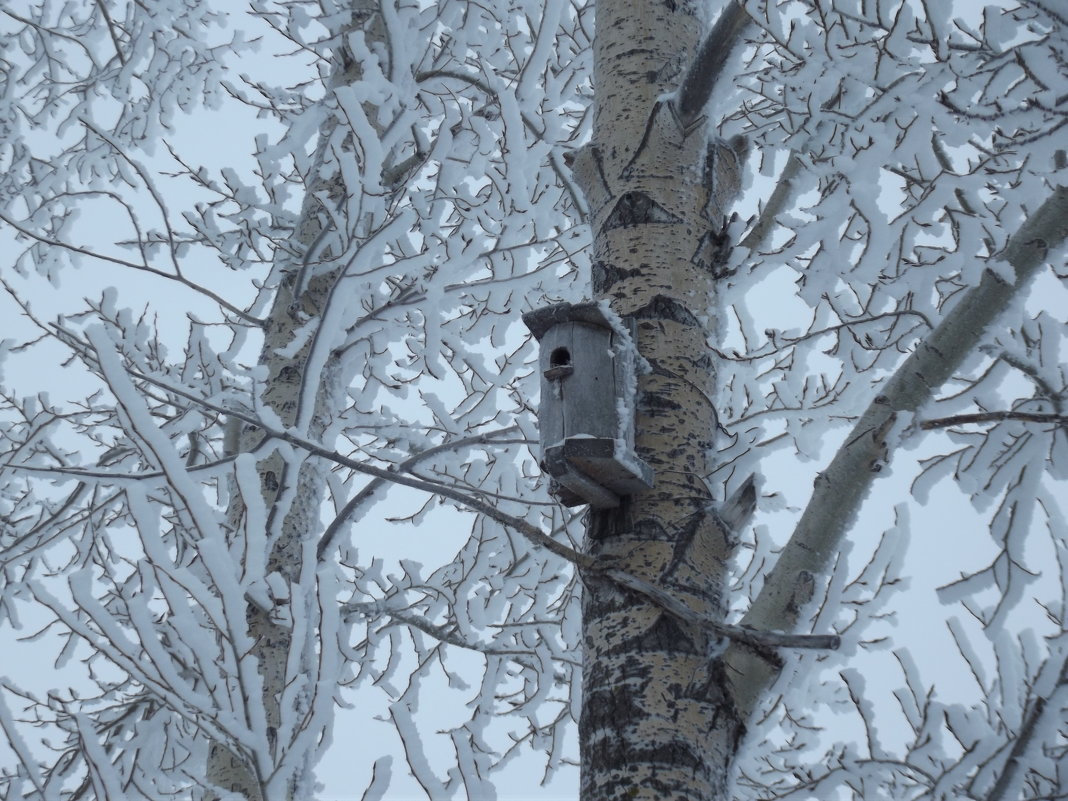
[205,5,386,798]
[202,107,342,801]
[573,1,749,797]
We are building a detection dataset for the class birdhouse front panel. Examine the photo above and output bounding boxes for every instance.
[522,301,654,508]
[538,321,617,445]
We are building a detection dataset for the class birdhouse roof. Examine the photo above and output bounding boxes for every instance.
[521,301,616,340]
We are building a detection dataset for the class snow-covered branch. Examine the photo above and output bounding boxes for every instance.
[730,183,1068,717]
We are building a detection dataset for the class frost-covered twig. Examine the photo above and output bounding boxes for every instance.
[92,0,126,65]
[5,362,595,571]
[729,184,1068,717]
[342,601,539,661]
[316,426,525,559]
[6,355,834,655]
[713,309,933,364]
[981,651,1068,801]
[0,213,259,324]
[415,68,589,218]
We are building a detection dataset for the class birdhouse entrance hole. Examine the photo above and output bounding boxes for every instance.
[545,347,573,381]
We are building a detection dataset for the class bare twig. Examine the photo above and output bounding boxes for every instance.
[93,0,126,65]
[920,411,1068,430]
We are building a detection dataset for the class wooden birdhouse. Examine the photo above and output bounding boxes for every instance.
[522,302,654,508]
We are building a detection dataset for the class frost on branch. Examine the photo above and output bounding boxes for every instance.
[0,0,589,797]
[721,1,1068,798]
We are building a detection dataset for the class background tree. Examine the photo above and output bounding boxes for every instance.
[0,3,1066,801]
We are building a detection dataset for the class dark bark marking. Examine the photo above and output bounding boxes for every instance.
[603,191,683,231]
[685,655,735,706]
[631,607,700,654]
[638,391,683,413]
[592,260,645,296]
[631,295,700,326]
[691,227,733,278]
[661,509,706,579]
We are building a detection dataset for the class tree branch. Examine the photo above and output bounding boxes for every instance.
[981,652,1068,801]
[739,151,804,253]
[92,0,126,66]
[341,601,542,662]
[606,568,840,652]
[0,213,261,324]
[5,358,596,572]
[727,185,1068,718]
[6,350,840,659]
[713,309,933,363]
[675,0,753,127]
[415,68,589,218]
[315,427,523,560]
[919,411,1068,430]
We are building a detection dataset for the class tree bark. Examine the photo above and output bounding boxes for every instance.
[574,1,749,798]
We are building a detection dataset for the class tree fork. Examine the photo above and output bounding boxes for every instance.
[727,183,1068,720]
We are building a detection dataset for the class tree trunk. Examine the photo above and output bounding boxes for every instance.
[204,112,344,801]
[574,0,748,797]
[205,4,386,798]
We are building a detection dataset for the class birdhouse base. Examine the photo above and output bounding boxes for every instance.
[543,437,653,509]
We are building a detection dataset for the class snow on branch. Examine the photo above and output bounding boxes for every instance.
[729,184,1068,717]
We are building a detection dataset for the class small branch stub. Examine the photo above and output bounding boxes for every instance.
[522,302,654,507]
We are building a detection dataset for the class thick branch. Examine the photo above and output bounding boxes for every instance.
[606,569,839,652]
[727,185,1068,718]
[919,411,1068,429]
[739,151,804,252]
[675,0,753,127]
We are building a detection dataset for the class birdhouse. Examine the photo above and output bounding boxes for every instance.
[522,302,654,508]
